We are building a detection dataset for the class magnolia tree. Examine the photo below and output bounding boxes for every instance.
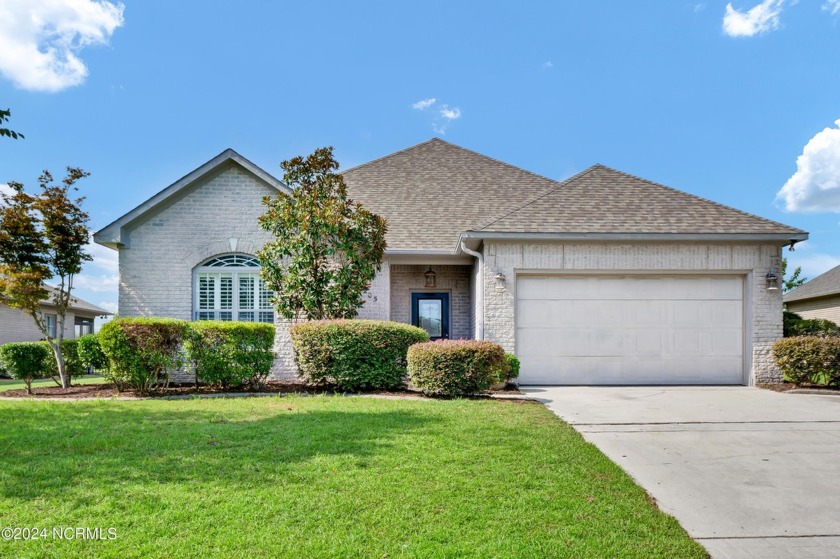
[0,168,92,388]
[258,147,387,320]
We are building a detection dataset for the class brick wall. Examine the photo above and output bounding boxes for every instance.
[786,294,840,325]
[389,264,472,339]
[482,241,785,385]
[118,163,278,319]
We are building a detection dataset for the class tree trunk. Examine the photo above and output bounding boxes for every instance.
[52,343,70,389]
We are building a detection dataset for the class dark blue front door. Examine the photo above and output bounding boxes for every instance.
[411,293,449,340]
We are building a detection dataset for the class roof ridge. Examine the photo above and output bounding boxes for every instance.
[341,138,441,175]
[474,165,603,231]
[784,262,840,302]
[595,165,807,235]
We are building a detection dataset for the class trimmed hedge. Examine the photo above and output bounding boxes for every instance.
[291,319,429,391]
[0,342,51,394]
[99,317,190,394]
[185,321,275,389]
[783,311,839,338]
[773,336,840,386]
[77,334,109,373]
[502,353,520,382]
[408,339,506,396]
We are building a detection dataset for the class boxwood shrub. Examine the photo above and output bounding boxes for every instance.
[77,334,109,373]
[185,321,275,389]
[773,336,840,386]
[0,342,51,394]
[99,317,190,393]
[502,353,520,382]
[290,319,429,391]
[408,339,506,396]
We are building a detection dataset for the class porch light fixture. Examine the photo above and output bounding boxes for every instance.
[765,270,779,291]
[424,267,437,288]
[494,270,507,290]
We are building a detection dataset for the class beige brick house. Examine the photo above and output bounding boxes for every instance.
[784,264,840,324]
[0,288,110,346]
[94,139,807,385]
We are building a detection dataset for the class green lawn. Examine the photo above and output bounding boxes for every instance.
[0,397,705,558]
[0,375,106,392]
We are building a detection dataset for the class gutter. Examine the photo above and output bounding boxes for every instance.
[459,241,484,340]
[459,232,809,242]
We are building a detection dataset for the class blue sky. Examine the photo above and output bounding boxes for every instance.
[1,0,840,315]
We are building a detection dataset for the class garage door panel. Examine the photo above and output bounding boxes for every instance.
[516,275,744,385]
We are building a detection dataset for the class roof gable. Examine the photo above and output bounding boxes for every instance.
[94,149,288,248]
[784,263,840,303]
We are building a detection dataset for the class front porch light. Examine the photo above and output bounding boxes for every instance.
[494,270,507,290]
[424,267,437,288]
[765,270,779,291]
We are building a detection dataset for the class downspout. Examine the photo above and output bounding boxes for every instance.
[459,241,484,340]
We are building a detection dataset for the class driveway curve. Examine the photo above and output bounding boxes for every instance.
[521,387,840,559]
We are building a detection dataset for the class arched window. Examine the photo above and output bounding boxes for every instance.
[193,254,274,322]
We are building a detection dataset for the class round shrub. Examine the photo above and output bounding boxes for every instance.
[0,342,51,394]
[773,336,840,385]
[408,339,506,396]
[502,353,520,382]
[291,319,429,391]
[40,339,86,378]
[185,321,275,389]
[99,317,189,394]
[77,334,109,373]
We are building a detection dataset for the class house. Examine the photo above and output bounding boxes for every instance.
[0,288,111,345]
[783,264,840,324]
[93,139,807,385]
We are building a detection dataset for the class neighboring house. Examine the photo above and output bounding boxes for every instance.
[783,264,840,324]
[94,139,807,386]
[0,287,111,346]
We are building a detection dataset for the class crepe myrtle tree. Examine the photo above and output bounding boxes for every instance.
[781,258,807,293]
[0,168,92,388]
[258,147,387,320]
[1,108,24,140]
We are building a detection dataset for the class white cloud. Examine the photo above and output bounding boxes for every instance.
[722,0,784,37]
[0,183,14,205]
[72,238,118,293]
[412,98,436,110]
[824,0,840,14]
[439,106,461,121]
[776,119,840,213]
[542,61,553,69]
[694,3,708,13]
[0,0,125,92]
[96,300,117,313]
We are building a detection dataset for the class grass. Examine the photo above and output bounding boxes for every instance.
[0,375,106,392]
[0,396,706,558]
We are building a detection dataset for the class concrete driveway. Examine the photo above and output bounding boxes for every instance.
[520,386,840,559]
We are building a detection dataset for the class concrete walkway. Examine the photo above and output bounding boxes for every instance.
[520,386,840,559]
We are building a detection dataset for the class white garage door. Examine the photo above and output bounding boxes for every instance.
[516,275,744,385]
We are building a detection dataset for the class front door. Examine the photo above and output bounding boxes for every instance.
[411,293,450,340]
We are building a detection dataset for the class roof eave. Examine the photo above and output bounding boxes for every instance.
[459,231,810,243]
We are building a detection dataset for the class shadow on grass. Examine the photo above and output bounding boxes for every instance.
[0,401,432,500]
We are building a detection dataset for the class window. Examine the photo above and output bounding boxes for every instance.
[45,314,57,339]
[193,254,274,322]
[75,317,94,338]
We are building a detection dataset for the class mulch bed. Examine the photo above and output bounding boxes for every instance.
[0,382,522,400]
[757,382,839,393]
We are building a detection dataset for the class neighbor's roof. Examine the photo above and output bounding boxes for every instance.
[784,264,840,303]
[41,285,112,316]
[342,138,807,251]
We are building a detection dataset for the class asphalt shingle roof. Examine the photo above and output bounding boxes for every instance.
[342,138,805,251]
[342,139,560,251]
[784,264,840,303]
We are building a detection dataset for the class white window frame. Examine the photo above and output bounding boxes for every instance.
[192,254,274,323]
[45,313,57,339]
